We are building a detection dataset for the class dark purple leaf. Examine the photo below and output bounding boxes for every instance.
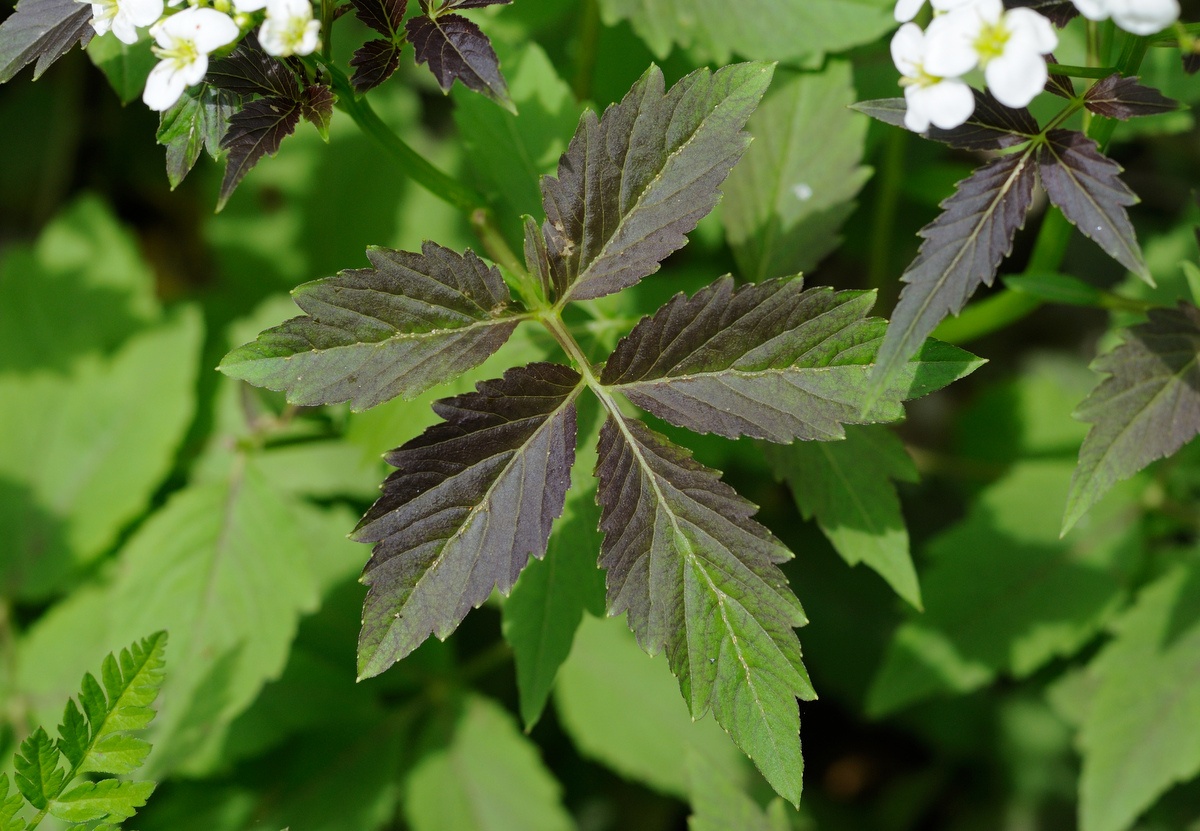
[596,412,813,805]
[1064,304,1200,532]
[540,62,772,302]
[406,12,513,111]
[600,276,981,442]
[853,90,1037,151]
[351,0,406,37]
[217,95,302,210]
[872,148,1038,390]
[350,39,402,94]
[219,241,519,409]
[441,0,511,7]
[0,0,92,83]
[1083,74,1180,120]
[1045,57,1076,99]
[355,363,582,678]
[301,83,335,138]
[207,36,301,100]
[1037,129,1149,282]
[1183,53,1200,75]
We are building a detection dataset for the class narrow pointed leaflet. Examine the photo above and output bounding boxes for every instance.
[595,413,814,805]
[539,62,771,302]
[355,363,581,678]
[1063,304,1200,533]
[1083,74,1180,120]
[601,276,983,442]
[0,0,93,83]
[220,242,521,411]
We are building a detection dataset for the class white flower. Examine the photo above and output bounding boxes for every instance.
[895,0,989,22]
[82,0,163,44]
[258,0,320,57]
[892,22,976,132]
[233,0,267,12]
[142,7,240,111]
[925,0,1057,109]
[1071,0,1179,35]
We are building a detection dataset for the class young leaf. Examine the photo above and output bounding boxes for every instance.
[540,62,772,303]
[301,84,335,139]
[406,13,513,111]
[1078,562,1200,831]
[49,779,156,823]
[350,39,403,94]
[14,729,66,809]
[600,276,982,443]
[595,412,814,805]
[724,62,872,281]
[1037,129,1150,282]
[355,363,582,679]
[853,90,1038,151]
[157,84,240,190]
[351,0,406,38]
[1064,304,1200,533]
[871,147,1037,393]
[218,96,303,210]
[220,242,520,411]
[0,0,93,83]
[1083,74,1180,120]
[765,425,922,609]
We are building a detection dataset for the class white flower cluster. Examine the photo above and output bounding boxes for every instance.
[891,0,1180,133]
[78,0,322,111]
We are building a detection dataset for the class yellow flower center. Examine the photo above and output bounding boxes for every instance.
[973,20,1010,65]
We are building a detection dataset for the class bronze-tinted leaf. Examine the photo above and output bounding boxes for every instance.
[406,12,513,111]
[207,36,301,100]
[217,96,302,210]
[1083,74,1180,120]
[0,0,93,83]
[350,39,402,94]
[852,91,1037,151]
[351,0,406,38]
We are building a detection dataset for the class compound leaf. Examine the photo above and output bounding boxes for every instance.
[872,147,1037,394]
[1064,304,1200,533]
[540,62,771,303]
[1083,74,1180,120]
[217,96,302,211]
[156,84,239,190]
[75,632,167,774]
[14,729,65,810]
[355,363,582,679]
[766,425,922,609]
[49,779,156,823]
[220,242,520,411]
[853,89,1038,151]
[1078,561,1200,831]
[600,276,982,442]
[406,12,513,111]
[1037,129,1149,282]
[595,412,814,805]
[0,0,92,83]
[350,39,402,94]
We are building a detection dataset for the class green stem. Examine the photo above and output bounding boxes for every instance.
[1047,63,1117,78]
[869,129,907,294]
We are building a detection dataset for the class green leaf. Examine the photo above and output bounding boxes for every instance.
[0,774,25,831]
[723,62,871,281]
[595,412,813,805]
[596,0,895,64]
[48,779,156,823]
[86,34,155,104]
[0,307,203,598]
[453,42,581,251]
[355,363,583,679]
[766,425,922,609]
[1003,271,1108,307]
[871,147,1037,396]
[406,12,513,112]
[503,397,607,729]
[404,696,573,831]
[687,750,790,831]
[14,728,65,809]
[0,0,92,83]
[1078,560,1200,831]
[554,615,747,800]
[867,462,1141,716]
[600,276,983,442]
[156,84,239,190]
[540,62,772,303]
[220,242,521,411]
[1064,304,1200,533]
[1038,129,1150,283]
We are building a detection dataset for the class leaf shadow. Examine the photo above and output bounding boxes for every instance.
[0,476,69,599]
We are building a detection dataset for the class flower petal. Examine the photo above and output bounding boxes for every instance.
[985,50,1047,108]
[910,77,975,130]
[1108,0,1179,35]
[1071,0,1109,20]
[903,87,932,132]
[143,60,187,110]
[122,0,164,28]
[891,22,926,76]
[923,10,982,77]
[894,0,924,22]
[1005,7,1058,54]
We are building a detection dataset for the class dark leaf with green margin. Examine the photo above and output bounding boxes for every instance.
[14,729,65,809]
[350,39,402,94]
[601,276,983,442]
[596,412,814,805]
[0,0,93,83]
[1083,73,1180,120]
[725,63,871,280]
[49,780,156,823]
[355,363,582,679]
[351,0,405,37]
[206,36,301,99]
[1037,129,1149,282]
[406,13,513,111]
[853,90,1038,151]
[301,83,335,139]
[502,397,606,729]
[871,147,1037,394]
[766,425,922,609]
[218,96,302,210]
[157,84,240,190]
[220,242,519,410]
[540,62,772,302]
[1064,303,1200,533]
[1078,561,1200,831]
